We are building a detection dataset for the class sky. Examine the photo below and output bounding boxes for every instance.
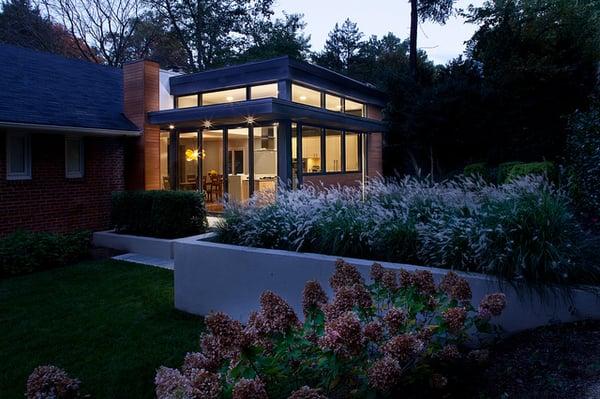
[273,0,485,65]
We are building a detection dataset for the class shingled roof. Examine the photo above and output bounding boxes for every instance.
[0,44,138,134]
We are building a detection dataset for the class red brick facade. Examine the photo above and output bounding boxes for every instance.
[0,132,125,235]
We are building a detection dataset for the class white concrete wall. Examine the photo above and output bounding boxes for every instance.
[159,69,179,110]
[173,237,600,334]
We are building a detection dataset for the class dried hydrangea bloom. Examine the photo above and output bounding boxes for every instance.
[384,308,407,332]
[399,269,413,288]
[383,334,423,361]
[478,293,507,317]
[259,291,300,334]
[319,311,363,357]
[411,270,436,295]
[467,349,490,364]
[364,320,384,343]
[199,335,226,371]
[368,356,402,392]
[155,366,191,399]
[329,259,363,291]
[188,368,221,399]
[182,352,211,375]
[232,378,268,399]
[381,269,398,291]
[205,312,244,352]
[302,280,328,317]
[430,373,448,389]
[353,283,373,310]
[370,262,384,283]
[323,286,356,320]
[439,271,472,302]
[27,365,80,399]
[439,344,461,361]
[416,325,437,343]
[287,385,328,399]
[442,307,467,333]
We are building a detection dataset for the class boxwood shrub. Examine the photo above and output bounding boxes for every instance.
[0,230,91,278]
[496,161,524,183]
[506,161,556,182]
[111,190,208,238]
[463,162,489,180]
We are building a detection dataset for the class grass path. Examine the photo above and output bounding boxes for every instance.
[0,260,203,398]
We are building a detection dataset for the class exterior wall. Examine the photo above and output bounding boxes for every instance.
[367,132,383,177]
[123,60,160,190]
[367,105,383,121]
[0,132,125,235]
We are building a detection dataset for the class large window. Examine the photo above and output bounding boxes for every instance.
[253,126,277,195]
[251,83,278,100]
[160,131,170,189]
[301,126,322,174]
[345,99,364,117]
[202,88,246,105]
[65,137,84,178]
[345,132,360,172]
[176,94,198,108]
[325,129,342,172]
[292,84,321,108]
[6,132,31,180]
[325,94,342,112]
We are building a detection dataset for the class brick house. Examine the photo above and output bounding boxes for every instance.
[0,44,386,233]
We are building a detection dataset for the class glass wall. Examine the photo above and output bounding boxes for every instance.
[253,125,278,194]
[178,132,199,190]
[202,130,224,210]
[160,131,170,189]
[345,99,364,117]
[202,88,246,105]
[325,94,342,112]
[345,132,360,172]
[251,83,278,100]
[227,128,249,202]
[301,126,322,174]
[292,84,321,108]
[325,129,342,172]
[177,94,198,108]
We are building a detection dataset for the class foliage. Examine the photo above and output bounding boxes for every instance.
[496,161,523,184]
[312,18,364,74]
[155,260,506,398]
[216,176,593,285]
[0,260,204,399]
[26,365,80,399]
[463,162,489,179]
[111,190,207,238]
[566,97,600,225]
[0,230,90,278]
[505,161,556,182]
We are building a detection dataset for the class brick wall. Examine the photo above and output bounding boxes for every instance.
[0,132,125,235]
[303,172,363,188]
[367,132,383,177]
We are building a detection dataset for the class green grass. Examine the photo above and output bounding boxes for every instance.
[0,260,204,399]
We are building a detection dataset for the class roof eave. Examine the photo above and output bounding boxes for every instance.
[0,121,141,136]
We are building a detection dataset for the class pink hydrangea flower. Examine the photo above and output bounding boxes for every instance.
[27,365,80,399]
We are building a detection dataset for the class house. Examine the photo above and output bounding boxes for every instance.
[0,44,386,233]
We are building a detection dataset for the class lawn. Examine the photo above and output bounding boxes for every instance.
[0,260,204,399]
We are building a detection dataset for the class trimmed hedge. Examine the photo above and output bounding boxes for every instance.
[0,230,91,278]
[496,161,524,183]
[463,162,489,179]
[111,190,208,238]
[506,161,556,182]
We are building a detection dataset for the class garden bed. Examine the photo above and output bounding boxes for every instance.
[173,236,600,333]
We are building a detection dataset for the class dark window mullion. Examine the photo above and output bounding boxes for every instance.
[297,122,303,187]
[320,127,326,175]
[341,130,346,173]
[223,128,229,198]
[248,126,254,197]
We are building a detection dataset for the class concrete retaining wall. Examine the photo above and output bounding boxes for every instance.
[174,236,600,334]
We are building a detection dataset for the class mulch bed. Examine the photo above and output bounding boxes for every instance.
[476,320,600,398]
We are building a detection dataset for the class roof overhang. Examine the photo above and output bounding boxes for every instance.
[0,121,141,136]
[148,98,386,133]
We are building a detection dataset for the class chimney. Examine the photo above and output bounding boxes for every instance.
[123,59,160,190]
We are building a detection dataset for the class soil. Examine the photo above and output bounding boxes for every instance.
[475,320,600,398]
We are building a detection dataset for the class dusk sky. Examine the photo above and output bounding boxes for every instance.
[274,0,485,65]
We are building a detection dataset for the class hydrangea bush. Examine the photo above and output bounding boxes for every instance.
[217,176,590,285]
[155,260,506,398]
[26,365,80,399]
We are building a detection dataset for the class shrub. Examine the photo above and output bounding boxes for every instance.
[216,176,591,285]
[155,260,506,398]
[0,230,91,278]
[26,365,80,399]
[111,190,208,238]
[496,161,523,184]
[506,161,556,182]
[566,99,600,225]
[463,162,489,180]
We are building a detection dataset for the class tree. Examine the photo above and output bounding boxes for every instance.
[147,0,275,71]
[312,18,363,74]
[408,0,455,77]
[239,13,311,62]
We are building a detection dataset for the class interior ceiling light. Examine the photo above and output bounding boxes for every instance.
[202,120,212,129]
[299,96,307,101]
[169,124,175,130]
[226,96,234,101]
[245,115,256,125]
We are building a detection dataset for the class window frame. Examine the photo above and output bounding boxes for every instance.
[201,87,248,106]
[6,131,32,180]
[291,83,323,109]
[250,82,279,100]
[175,94,199,109]
[65,136,84,179]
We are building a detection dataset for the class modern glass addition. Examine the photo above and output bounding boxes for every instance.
[301,126,322,174]
[345,132,360,172]
[251,83,278,100]
[202,87,246,105]
[292,84,321,108]
[345,98,364,117]
[325,94,343,112]
[177,94,198,108]
[325,129,342,172]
